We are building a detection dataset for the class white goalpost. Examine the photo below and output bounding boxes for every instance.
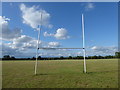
[82,14,86,73]
[35,13,42,75]
[34,13,87,75]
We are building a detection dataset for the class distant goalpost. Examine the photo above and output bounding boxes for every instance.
[34,13,86,75]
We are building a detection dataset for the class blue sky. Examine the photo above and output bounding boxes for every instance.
[1,2,118,57]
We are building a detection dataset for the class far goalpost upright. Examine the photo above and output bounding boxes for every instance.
[82,14,87,73]
[34,13,87,75]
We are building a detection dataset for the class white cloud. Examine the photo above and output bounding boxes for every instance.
[38,49,83,57]
[91,46,97,50]
[44,28,70,40]
[14,36,33,48]
[1,34,62,57]
[54,28,70,39]
[0,16,40,56]
[1,35,42,57]
[0,16,22,41]
[89,46,118,56]
[81,2,95,11]
[2,43,22,57]
[2,41,117,57]
[0,15,63,57]
[0,16,10,23]
[48,24,53,29]
[85,3,95,11]
[11,35,42,50]
[48,42,60,47]
[1,42,38,58]
[13,35,33,43]
[20,3,51,29]
[44,31,54,37]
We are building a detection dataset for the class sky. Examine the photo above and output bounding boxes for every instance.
[0,2,118,58]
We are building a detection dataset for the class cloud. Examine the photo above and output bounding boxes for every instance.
[0,16,40,57]
[13,35,35,49]
[44,31,54,37]
[44,28,70,40]
[1,42,38,58]
[2,41,117,57]
[85,3,95,11]
[89,46,118,56]
[0,15,61,57]
[13,35,33,43]
[38,49,83,57]
[1,34,62,57]
[20,3,51,29]
[81,2,95,11]
[0,16,22,41]
[54,28,70,39]
[48,42,60,47]
[1,35,42,57]
[10,35,42,50]
[1,43,22,57]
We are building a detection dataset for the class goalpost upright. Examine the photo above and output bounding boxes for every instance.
[34,13,87,75]
[82,14,86,73]
[35,13,42,75]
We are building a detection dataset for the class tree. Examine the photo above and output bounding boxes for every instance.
[11,56,16,60]
[115,52,120,58]
[38,56,41,60]
[60,56,64,59]
[31,57,36,60]
[91,55,98,59]
[3,55,10,60]
[98,55,104,59]
[68,56,72,59]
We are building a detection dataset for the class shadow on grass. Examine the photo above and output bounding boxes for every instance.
[35,73,48,76]
[87,70,118,74]
[31,70,118,76]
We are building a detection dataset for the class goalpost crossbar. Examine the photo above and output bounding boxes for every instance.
[38,48,85,49]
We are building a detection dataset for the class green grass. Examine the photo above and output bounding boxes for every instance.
[2,59,118,88]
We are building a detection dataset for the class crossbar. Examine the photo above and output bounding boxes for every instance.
[38,48,84,49]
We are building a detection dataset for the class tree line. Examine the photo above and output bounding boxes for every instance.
[1,52,120,60]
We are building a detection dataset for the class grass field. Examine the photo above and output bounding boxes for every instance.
[2,59,118,88]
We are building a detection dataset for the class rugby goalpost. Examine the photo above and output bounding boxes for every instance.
[34,13,86,75]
